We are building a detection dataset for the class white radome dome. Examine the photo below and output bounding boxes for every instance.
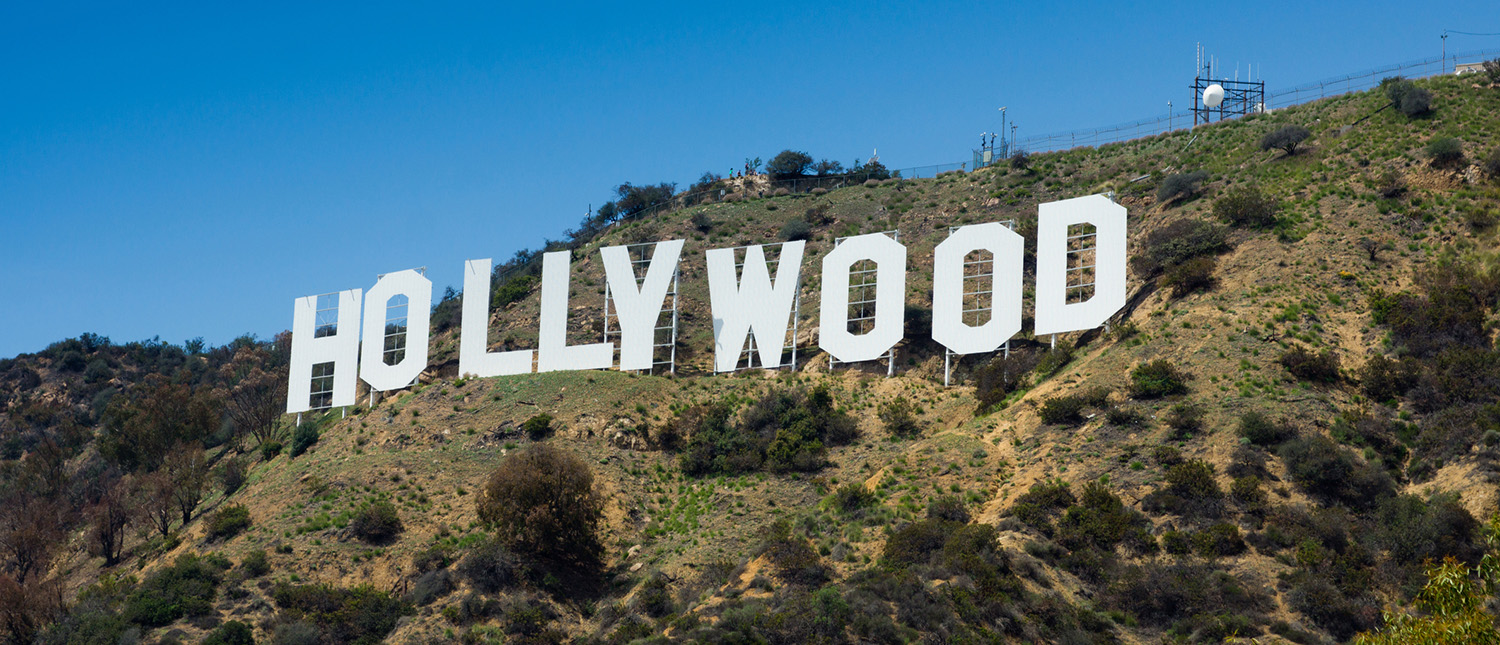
[1203,84,1225,108]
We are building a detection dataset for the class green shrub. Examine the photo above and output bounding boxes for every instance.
[766,150,813,180]
[457,537,522,593]
[1279,435,1393,508]
[1131,219,1229,277]
[927,496,971,523]
[208,504,251,540]
[1360,355,1419,402]
[350,501,403,544]
[1213,186,1279,228]
[691,212,713,232]
[491,273,537,309]
[1259,125,1311,156]
[522,413,554,440]
[203,620,254,645]
[1383,78,1432,117]
[760,520,828,585]
[779,217,811,242]
[682,385,855,475]
[271,583,412,645]
[289,424,318,458]
[1129,360,1189,398]
[1106,407,1146,427]
[1104,561,1269,628]
[827,483,877,514]
[218,456,247,495]
[972,349,1043,413]
[261,441,283,460]
[1192,524,1246,557]
[1055,482,1155,554]
[1143,460,1224,517]
[1230,477,1267,507]
[1009,480,1076,534]
[1039,395,1084,425]
[478,444,603,570]
[878,397,922,438]
[1162,256,1216,297]
[241,549,270,578]
[1163,402,1204,439]
[1279,346,1340,383]
[1161,531,1191,555]
[124,553,229,627]
[1237,411,1294,446]
[1425,137,1464,167]
[1157,170,1209,203]
[1484,146,1500,179]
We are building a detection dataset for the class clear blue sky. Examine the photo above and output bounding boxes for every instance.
[2,1,1497,358]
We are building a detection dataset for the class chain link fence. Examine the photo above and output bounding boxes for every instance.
[1013,48,1500,154]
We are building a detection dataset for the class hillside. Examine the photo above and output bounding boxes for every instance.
[3,71,1500,644]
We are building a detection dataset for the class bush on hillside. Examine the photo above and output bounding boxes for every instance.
[350,501,403,544]
[878,397,922,438]
[123,553,230,627]
[828,483,877,515]
[1425,137,1465,167]
[779,217,811,242]
[1163,402,1204,439]
[1010,151,1030,170]
[458,537,523,593]
[680,385,856,476]
[1279,346,1341,383]
[1162,256,1216,297]
[1383,78,1431,117]
[1131,219,1229,277]
[1143,459,1225,518]
[1129,360,1189,398]
[1213,186,1279,228]
[1237,411,1295,446]
[1484,147,1500,178]
[1157,170,1209,203]
[1039,395,1084,425]
[289,424,318,457]
[270,583,412,645]
[1260,125,1311,156]
[477,443,604,570]
[522,413,554,440]
[241,549,270,578]
[202,621,254,645]
[208,504,251,540]
[1279,435,1394,508]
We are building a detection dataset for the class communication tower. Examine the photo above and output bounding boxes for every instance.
[1192,43,1265,126]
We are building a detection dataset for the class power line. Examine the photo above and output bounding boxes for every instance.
[1446,30,1500,36]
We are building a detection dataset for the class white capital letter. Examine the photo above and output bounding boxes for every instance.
[706,241,805,372]
[1034,194,1127,336]
[538,250,613,372]
[459,259,535,377]
[287,289,362,413]
[932,223,1023,355]
[360,269,432,392]
[601,240,683,372]
[819,233,906,363]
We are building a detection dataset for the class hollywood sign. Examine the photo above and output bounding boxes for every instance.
[286,194,1126,413]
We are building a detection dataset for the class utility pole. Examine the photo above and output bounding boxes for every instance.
[999,106,1008,157]
[1442,30,1448,74]
[1168,101,1173,132]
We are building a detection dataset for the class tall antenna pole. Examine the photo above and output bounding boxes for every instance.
[1442,30,1448,73]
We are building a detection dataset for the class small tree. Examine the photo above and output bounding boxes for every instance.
[88,477,134,566]
[1009,151,1030,171]
[350,502,403,544]
[1260,125,1311,156]
[1358,237,1381,262]
[139,471,178,538]
[766,150,814,180]
[163,443,209,525]
[477,444,604,571]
